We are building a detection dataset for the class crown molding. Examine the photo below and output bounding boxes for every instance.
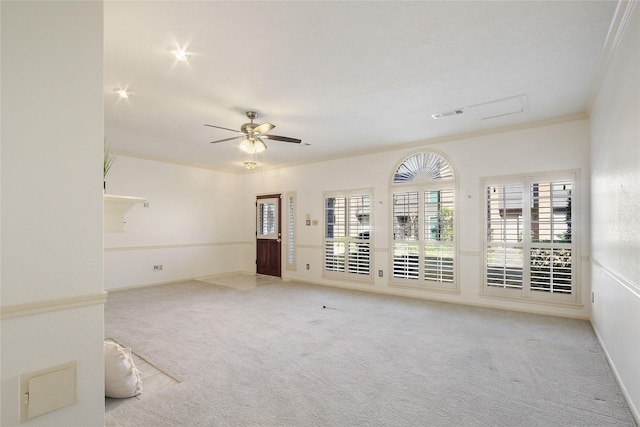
[112,113,587,174]
[585,0,637,115]
[109,149,246,174]
[249,113,588,173]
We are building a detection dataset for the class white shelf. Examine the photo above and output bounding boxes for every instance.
[104,194,146,233]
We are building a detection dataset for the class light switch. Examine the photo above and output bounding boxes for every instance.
[20,361,77,421]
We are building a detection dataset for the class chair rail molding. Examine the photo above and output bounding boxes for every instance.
[0,292,108,320]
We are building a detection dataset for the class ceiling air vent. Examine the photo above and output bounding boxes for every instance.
[431,108,464,119]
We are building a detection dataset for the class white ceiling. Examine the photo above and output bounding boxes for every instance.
[104,1,617,172]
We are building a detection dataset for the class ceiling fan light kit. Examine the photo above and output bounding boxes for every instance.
[239,138,266,154]
[205,111,301,166]
[242,161,257,170]
[253,139,267,153]
[239,139,253,152]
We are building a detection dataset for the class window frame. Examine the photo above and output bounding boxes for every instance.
[389,151,458,292]
[481,170,580,306]
[323,188,373,282]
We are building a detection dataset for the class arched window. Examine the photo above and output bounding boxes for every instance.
[391,151,457,290]
[393,152,454,183]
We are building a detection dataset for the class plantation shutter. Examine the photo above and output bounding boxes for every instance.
[324,192,371,278]
[325,197,346,272]
[484,173,575,300]
[392,189,455,284]
[391,151,456,290]
[392,192,419,279]
[348,195,370,275]
[486,184,524,289]
[424,189,454,283]
[287,193,296,268]
[529,180,573,294]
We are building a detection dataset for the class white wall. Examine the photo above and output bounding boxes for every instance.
[244,119,592,319]
[0,1,632,424]
[96,3,638,418]
[103,155,251,290]
[1,2,105,426]
[109,119,592,322]
[589,1,640,421]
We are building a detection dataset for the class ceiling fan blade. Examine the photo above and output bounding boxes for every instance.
[253,122,275,134]
[263,134,302,144]
[204,124,244,134]
[209,136,243,144]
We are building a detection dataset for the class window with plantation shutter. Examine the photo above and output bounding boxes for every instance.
[391,151,456,291]
[486,184,524,289]
[392,191,419,279]
[286,192,296,270]
[424,189,454,283]
[324,191,372,279]
[483,172,578,303]
[530,181,573,294]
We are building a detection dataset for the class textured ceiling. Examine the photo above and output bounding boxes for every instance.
[104,1,617,172]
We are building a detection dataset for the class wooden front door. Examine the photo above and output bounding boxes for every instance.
[256,194,281,277]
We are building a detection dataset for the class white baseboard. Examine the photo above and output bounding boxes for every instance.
[591,320,640,425]
[107,271,255,292]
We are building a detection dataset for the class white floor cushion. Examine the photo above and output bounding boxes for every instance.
[104,340,143,398]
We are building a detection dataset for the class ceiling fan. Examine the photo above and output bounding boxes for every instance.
[204,111,301,154]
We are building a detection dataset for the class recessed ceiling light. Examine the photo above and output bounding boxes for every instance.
[114,89,130,99]
[172,48,189,61]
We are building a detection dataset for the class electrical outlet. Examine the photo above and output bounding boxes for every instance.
[153,265,163,271]
[306,264,310,270]
[378,270,383,277]
[591,292,594,303]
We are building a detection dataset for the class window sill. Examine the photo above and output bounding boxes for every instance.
[479,290,583,309]
[322,272,374,285]
[388,280,459,294]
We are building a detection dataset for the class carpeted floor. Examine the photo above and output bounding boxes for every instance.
[104,275,636,426]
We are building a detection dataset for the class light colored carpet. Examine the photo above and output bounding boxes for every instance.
[105,275,635,426]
